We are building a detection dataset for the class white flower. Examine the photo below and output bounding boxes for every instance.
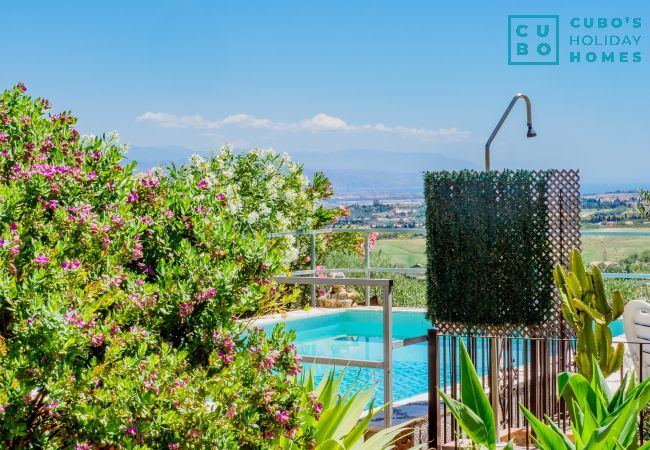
[259,203,271,217]
[283,245,299,265]
[106,130,120,142]
[285,191,297,202]
[247,211,259,224]
[190,153,207,167]
[277,214,290,230]
[80,134,97,145]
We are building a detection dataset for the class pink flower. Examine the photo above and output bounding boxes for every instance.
[127,190,138,203]
[0,132,8,143]
[197,179,208,189]
[40,98,52,110]
[226,403,237,418]
[62,260,81,270]
[46,399,59,411]
[125,424,137,437]
[34,254,49,266]
[90,334,104,347]
[259,349,280,371]
[74,443,91,450]
[168,444,179,449]
[178,301,194,318]
[17,82,26,92]
[275,410,290,425]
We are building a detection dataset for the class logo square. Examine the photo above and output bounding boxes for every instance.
[508,15,559,65]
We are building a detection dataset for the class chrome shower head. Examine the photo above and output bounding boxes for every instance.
[527,122,537,138]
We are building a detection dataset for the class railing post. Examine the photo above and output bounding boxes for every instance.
[428,328,439,449]
[364,231,371,306]
[639,343,645,444]
[310,233,316,307]
[382,282,393,428]
[489,337,500,434]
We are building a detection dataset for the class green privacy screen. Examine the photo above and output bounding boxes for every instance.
[424,170,554,327]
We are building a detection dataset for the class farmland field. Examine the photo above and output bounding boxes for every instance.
[374,229,650,268]
[373,237,427,267]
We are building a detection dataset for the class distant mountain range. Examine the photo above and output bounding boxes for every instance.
[126,145,640,194]
[127,145,478,192]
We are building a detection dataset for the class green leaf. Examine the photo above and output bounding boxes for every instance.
[572,299,606,324]
[570,249,588,290]
[611,290,624,320]
[544,416,576,450]
[355,419,418,450]
[566,273,583,304]
[458,340,496,448]
[315,438,345,450]
[519,405,569,450]
[585,398,638,449]
[439,389,489,445]
[590,356,612,407]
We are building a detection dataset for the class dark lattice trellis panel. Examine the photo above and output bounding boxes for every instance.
[424,169,580,338]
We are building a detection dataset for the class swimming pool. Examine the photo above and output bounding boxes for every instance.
[259,309,624,404]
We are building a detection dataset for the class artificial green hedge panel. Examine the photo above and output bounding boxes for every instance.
[424,170,554,326]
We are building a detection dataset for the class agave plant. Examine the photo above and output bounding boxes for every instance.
[438,340,514,450]
[278,369,424,450]
[520,358,650,449]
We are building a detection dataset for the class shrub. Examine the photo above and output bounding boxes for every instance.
[0,84,337,448]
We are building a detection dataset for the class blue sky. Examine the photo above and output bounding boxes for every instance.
[2,1,649,189]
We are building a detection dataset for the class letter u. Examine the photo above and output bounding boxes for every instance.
[536,24,550,37]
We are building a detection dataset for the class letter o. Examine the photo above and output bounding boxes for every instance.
[537,43,552,56]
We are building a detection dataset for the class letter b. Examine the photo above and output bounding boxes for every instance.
[517,43,528,56]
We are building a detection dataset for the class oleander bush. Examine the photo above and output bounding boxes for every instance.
[0,83,340,449]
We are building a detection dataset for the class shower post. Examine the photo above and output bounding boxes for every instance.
[364,231,371,306]
[382,281,393,428]
[310,233,316,307]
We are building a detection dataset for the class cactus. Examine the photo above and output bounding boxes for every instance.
[553,249,625,381]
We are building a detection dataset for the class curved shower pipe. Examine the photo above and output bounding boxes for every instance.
[484,93,536,171]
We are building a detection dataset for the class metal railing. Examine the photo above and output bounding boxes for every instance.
[269,226,650,436]
[426,331,648,449]
[270,228,650,294]
[270,227,426,307]
[274,275,412,428]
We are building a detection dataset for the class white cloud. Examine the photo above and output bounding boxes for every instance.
[136,111,470,142]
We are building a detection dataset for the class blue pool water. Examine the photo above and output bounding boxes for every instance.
[262,310,625,404]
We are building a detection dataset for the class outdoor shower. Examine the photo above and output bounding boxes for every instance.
[484,93,536,171]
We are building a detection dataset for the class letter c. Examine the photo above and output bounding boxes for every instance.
[516,25,528,37]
